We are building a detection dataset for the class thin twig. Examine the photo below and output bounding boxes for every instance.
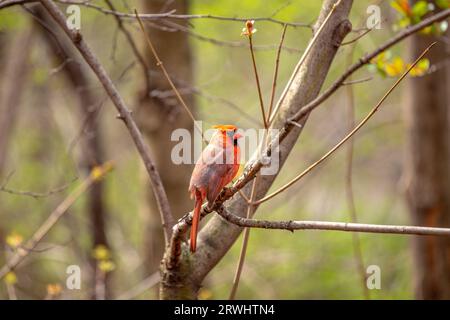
[157,19,302,53]
[252,42,435,205]
[238,189,251,203]
[248,34,268,129]
[345,42,370,300]
[216,205,450,236]
[134,9,206,144]
[0,162,114,279]
[103,0,149,90]
[150,79,258,126]
[0,177,78,199]
[341,27,372,46]
[341,76,373,85]
[46,0,312,28]
[267,24,287,124]
[268,0,342,125]
[229,175,258,300]
[39,0,175,243]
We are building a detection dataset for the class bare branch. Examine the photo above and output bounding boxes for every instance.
[39,0,175,243]
[267,24,287,123]
[216,206,450,237]
[245,25,268,129]
[341,76,372,85]
[0,177,78,199]
[344,39,369,300]
[229,175,258,300]
[341,27,372,45]
[155,19,302,53]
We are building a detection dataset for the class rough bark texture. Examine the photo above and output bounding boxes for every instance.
[33,5,110,299]
[138,0,195,271]
[160,0,353,299]
[405,8,450,299]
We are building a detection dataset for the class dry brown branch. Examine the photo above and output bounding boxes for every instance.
[216,205,450,236]
[39,0,175,243]
[341,76,373,85]
[150,84,258,126]
[229,175,258,300]
[134,9,206,144]
[0,162,113,279]
[155,19,302,53]
[341,27,372,45]
[267,24,287,123]
[116,272,160,300]
[246,26,268,129]
[0,177,77,199]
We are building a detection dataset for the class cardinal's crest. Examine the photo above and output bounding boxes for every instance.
[212,124,237,131]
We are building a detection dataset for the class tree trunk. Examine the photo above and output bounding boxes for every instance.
[159,0,353,299]
[138,0,195,271]
[405,9,450,299]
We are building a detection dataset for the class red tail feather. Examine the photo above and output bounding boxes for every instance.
[190,193,202,253]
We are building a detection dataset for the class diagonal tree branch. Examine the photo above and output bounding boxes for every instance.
[216,206,450,237]
[0,0,312,28]
[38,0,175,244]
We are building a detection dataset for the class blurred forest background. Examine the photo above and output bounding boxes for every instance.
[0,0,449,299]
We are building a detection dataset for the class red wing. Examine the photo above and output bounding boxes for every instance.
[189,143,235,203]
[206,166,234,203]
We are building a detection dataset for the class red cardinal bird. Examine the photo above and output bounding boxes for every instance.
[189,125,242,253]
